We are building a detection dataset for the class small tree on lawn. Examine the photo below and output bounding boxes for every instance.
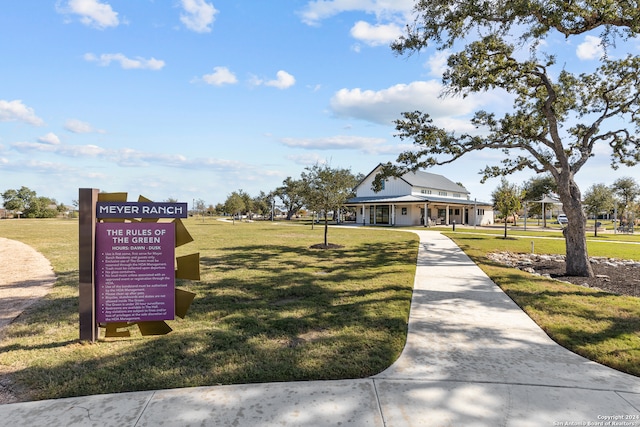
[275,177,306,220]
[611,177,640,226]
[251,191,272,218]
[301,163,358,248]
[194,198,206,220]
[492,178,525,239]
[522,174,557,225]
[2,186,36,215]
[224,191,245,225]
[583,183,616,237]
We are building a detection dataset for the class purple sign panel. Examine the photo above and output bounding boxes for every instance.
[96,202,188,219]
[96,223,175,323]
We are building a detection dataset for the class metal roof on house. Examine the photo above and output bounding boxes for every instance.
[355,164,470,195]
[400,170,469,194]
[346,195,491,206]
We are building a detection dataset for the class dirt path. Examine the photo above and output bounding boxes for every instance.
[0,237,56,404]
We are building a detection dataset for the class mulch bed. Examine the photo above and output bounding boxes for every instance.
[521,258,640,297]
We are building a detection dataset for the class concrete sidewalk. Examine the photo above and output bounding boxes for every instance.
[2,230,639,426]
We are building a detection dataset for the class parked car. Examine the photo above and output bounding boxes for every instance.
[557,214,568,225]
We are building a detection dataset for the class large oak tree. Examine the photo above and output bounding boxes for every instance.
[377,0,640,276]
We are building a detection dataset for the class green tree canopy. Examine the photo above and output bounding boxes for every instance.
[611,177,640,219]
[492,178,525,238]
[274,177,307,220]
[2,186,36,213]
[301,164,358,247]
[522,174,558,220]
[1,186,58,218]
[24,196,58,218]
[252,191,273,217]
[224,191,246,224]
[583,183,616,236]
[376,0,640,277]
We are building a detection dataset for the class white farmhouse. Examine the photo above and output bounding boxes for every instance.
[346,164,494,226]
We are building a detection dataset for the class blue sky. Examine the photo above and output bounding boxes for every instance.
[1,0,639,207]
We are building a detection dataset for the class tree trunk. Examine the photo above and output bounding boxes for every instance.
[324,213,329,246]
[558,178,594,277]
[503,219,508,239]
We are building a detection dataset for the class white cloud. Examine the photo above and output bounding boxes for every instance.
[84,53,165,70]
[280,135,386,150]
[0,99,45,126]
[425,49,451,77]
[576,35,604,60]
[37,132,61,145]
[64,119,105,134]
[180,0,218,33]
[286,153,328,166]
[350,21,402,46]
[265,70,296,89]
[329,80,485,125]
[299,0,413,26]
[200,66,238,86]
[9,139,262,173]
[0,158,77,174]
[12,141,106,157]
[59,0,120,29]
[253,70,296,89]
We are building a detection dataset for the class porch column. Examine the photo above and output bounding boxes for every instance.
[361,205,365,225]
[446,205,450,225]
[473,198,478,226]
[391,204,395,226]
[424,203,428,227]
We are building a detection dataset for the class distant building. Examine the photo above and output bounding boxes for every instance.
[346,164,494,226]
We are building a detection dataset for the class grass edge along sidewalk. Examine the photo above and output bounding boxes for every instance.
[0,219,417,401]
[445,230,640,378]
[1,219,639,402]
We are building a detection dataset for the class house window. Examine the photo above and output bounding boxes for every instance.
[477,208,485,215]
[439,191,447,196]
[376,206,389,224]
[421,189,432,194]
[401,207,407,215]
[453,193,461,198]
[370,206,390,224]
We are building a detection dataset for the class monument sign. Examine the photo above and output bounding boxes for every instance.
[79,189,197,342]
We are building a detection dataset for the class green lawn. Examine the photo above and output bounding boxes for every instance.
[1,218,639,402]
[443,230,640,376]
[0,218,417,401]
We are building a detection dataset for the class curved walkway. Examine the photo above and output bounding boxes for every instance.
[0,237,55,331]
[1,230,639,426]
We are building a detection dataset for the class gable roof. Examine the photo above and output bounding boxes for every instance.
[357,164,469,194]
[401,170,469,194]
